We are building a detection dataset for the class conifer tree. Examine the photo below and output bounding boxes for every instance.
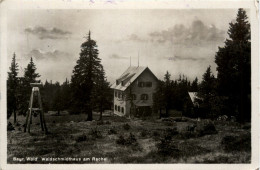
[215,8,251,122]
[91,66,111,120]
[191,77,199,92]
[197,66,216,118]
[7,53,19,123]
[164,71,172,116]
[153,80,166,118]
[70,31,101,121]
[19,57,40,115]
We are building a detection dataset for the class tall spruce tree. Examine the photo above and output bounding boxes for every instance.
[191,77,199,92]
[91,66,111,120]
[197,66,216,118]
[19,57,40,115]
[215,8,251,122]
[164,71,172,116]
[7,53,19,123]
[153,80,166,118]
[70,31,101,121]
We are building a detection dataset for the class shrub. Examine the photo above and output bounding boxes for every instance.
[7,122,15,131]
[108,128,117,135]
[127,133,137,144]
[179,131,196,139]
[195,121,217,137]
[221,133,251,152]
[89,128,102,139]
[156,133,180,158]
[164,121,174,126]
[165,127,178,136]
[76,134,87,142]
[105,120,111,125]
[152,131,161,138]
[173,117,188,122]
[96,120,104,125]
[116,133,138,146]
[116,135,127,145]
[140,130,149,137]
[123,123,131,130]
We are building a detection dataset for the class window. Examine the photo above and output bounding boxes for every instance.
[138,82,145,87]
[115,105,117,111]
[141,94,148,100]
[138,82,152,87]
[115,91,117,97]
[121,107,124,113]
[118,92,121,99]
[131,94,136,100]
[146,82,152,87]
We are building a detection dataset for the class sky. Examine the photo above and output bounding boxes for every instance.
[7,9,249,84]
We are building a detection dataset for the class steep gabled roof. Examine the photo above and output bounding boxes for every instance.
[188,92,197,103]
[111,66,157,91]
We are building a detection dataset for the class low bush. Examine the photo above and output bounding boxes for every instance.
[195,121,217,137]
[156,132,180,158]
[165,128,178,137]
[75,134,87,142]
[179,131,197,139]
[152,130,161,139]
[89,128,102,139]
[123,123,131,131]
[116,135,126,145]
[108,127,117,135]
[105,120,111,125]
[173,117,188,122]
[116,133,138,146]
[221,133,251,152]
[164,121,174,126]
[96,120,104,125]
[7,122,15,131]
[140,129,149,137]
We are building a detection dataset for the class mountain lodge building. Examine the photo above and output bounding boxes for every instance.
[111,66,158,117]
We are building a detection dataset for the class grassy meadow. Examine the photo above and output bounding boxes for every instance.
[7,111,251,164]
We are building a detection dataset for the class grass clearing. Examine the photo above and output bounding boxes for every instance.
[7,112,251,163]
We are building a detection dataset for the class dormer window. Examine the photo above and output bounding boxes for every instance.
[116,80,119,85]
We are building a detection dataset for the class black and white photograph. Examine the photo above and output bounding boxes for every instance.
[0,0,259,169]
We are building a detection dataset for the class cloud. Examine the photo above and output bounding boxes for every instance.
[24,26,72,39]
[149,20,225,45]
[109,54,128,60]
[28,49,72,61]
[127,34,147,42]
[166,55,206,61]
[116,34,147,43]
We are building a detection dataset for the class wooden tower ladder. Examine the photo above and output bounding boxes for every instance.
[24,83,48,134]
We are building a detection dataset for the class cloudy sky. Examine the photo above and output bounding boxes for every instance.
[7,9,248,84]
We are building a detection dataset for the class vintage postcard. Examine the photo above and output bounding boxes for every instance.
[0,0,259,170]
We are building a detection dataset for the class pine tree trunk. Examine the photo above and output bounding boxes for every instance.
[159,108,162,119]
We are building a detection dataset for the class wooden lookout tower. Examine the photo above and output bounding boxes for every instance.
[24,83,48,134]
